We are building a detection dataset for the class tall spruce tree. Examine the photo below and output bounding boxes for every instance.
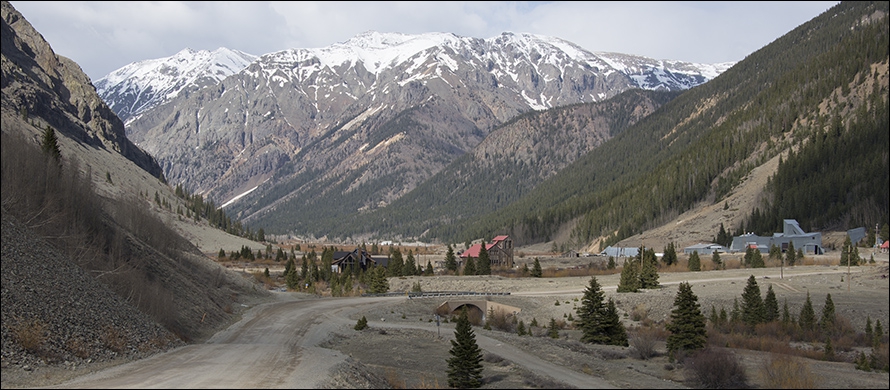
[446,307,483,388]
[445,244,458,273]
[821,293,836,335]
[786,241,798,266]
[711,251,723,270]
[576,277,627,346]
[665,282,707,357]
[688,251,701,271]
[463,257,476,276]
[477,241,491,275]
[531,258,543,278]
[740,275,765,328]
[663,242,678,266]
[41,125,61,162]
[799,291,817,332]
[639,247,659,288]
[617,258,640,292]
[763,284,779,323]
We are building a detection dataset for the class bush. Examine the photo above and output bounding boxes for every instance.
[630,326,662,359]
[354,316,368,330]
[760,353,816,388]
[685,348,748,389]
[10,317,47,352]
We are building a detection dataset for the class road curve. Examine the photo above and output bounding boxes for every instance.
[45,267,852,388]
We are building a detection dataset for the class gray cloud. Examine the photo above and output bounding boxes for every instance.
[11,1,837,81]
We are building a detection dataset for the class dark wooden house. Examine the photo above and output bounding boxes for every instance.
[459,235,514,269]
[331,248,389,273]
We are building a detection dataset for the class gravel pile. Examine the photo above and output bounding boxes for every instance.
[1,209,183,386]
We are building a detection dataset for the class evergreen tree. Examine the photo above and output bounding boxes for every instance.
[639,247,660,288]
[463,257,476,276]
[530,257,543,277]
[688,251,701,271]
[218,248,226,259]
[370,266,389,294]
[786,241,798,266]
[576,277,626,346]
[749,248,765,268]
[607,256,616,270]
[665,282,707,357]
[520,262,530,276]
[516,320,526,336]
[874,321,884,348]
[799,291,817,332]
[763,284,779,323]
[424,261,434,276]
[711,251,723,270]
[548,318,560,338]
[40,125,61,162]
[740,275,765,328]
[781,299,792,326]
[865,316,874,345]
[388,249,404,277]
[477,241,491,275]
[602,298,628,346]
[354,316,368,330]
[821,293,836,335]
[445,244,458,273]
[662,242,678,266]
[617,258,640,292]
[404,251,417,276]
[730,298,741,324]
[716,223,732,247]
[446,308,484,389]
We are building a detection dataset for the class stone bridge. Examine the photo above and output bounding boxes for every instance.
[435,299,522,322]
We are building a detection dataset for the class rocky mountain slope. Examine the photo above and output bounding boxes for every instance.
[111,31,731,239]
[1,1,271,383]
[94,47,257,123]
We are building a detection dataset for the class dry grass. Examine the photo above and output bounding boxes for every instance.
[102,325,127,353]
[759,353,817,389]
[10,317,47,352]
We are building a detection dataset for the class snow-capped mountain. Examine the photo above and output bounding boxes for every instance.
[109,31,733,238]
[94,47,256,123]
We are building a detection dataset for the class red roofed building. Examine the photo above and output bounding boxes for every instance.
[460,235,514,269]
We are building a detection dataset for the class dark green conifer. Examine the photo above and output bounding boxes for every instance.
[688,251,701,271]
[531,257,543,277]
[740,275,765,328]
[665,282,707,357]
[617,258,640,292]
[799,291,817,332]
[477,241,491,275]
[763,284,779,322]
[463,257,476,276]
[446,308,483,388]
[576,277,626,346]
[444,244,458,273]
[821,293,836,335]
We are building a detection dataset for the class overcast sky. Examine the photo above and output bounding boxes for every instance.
[12,1,838,81]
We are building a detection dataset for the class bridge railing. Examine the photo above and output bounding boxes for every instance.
[361,291,511,298]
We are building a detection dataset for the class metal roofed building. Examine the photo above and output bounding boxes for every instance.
[729,219,823,254]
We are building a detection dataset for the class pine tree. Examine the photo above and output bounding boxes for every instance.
[663,242,677,266]
[786,241,798,266]
[639,247,660,288]
[370,266,389,294]
[548,318,560,339]
[218,248,226,259]
[665,282,707,357]
[576,277,625,346]
[607,256,616,270]
[477,241,491,275]
[41,125,61,162]
[463,257,476,276]
[617,258,640,292]
[520,262,530,276]
[354,316,368,330]
[446,307,483,388]
[763,284,779,323]
[799,291,817,332]
[711,251,723,270]
[445,244,458,273]
[388,249,404,277]
[404,251,417,276]
[688,251,701,271]
[516,320,526,336]
[821,293,836,335]
[740,275,765,328]
[531,257,543,277]
[424,261,434,276]
[865,316,874,345]
[603,298,628,346]
[749,248,765,268]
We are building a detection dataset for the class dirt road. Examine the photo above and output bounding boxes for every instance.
[42,265,885,389]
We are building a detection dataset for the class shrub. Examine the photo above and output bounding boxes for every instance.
[11,317,47,352]
[685,348,748,389]
[760,353,816,388]
[630,326,662,360]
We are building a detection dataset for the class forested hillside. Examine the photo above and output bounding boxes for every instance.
[444,1,888,248]
[311,89,680,240]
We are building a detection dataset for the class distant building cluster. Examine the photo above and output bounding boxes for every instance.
[729,219,823,254]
